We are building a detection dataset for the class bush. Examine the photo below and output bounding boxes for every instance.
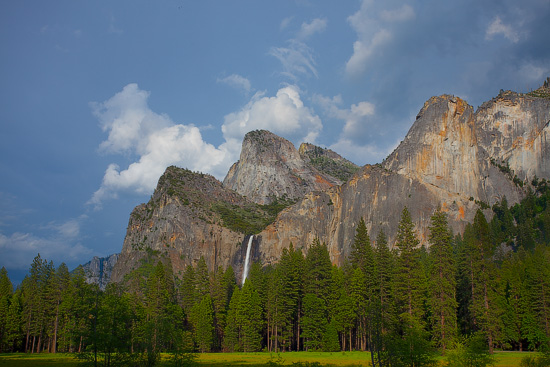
[444,333,496,367]
[520,352,550,367]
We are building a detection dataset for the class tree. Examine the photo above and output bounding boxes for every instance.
[394,207,425,327]
[192,295,214,353]
[301,293,328,351]
[466,210,503,352]
[427,209,457,351]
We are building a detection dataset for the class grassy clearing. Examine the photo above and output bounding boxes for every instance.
[0,353,80,366]
[196,351,371,366]
[0,351,535,366]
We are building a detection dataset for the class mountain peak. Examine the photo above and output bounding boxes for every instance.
[223,130,345,205]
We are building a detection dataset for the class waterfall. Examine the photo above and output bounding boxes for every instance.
[242,235,254,286]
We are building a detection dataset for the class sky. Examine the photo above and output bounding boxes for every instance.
[1,0,549,284]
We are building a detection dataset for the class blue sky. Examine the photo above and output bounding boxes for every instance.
[1,0,549,283]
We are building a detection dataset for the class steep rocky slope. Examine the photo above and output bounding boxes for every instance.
[110,82,550,284]
[81,253,119,290]
[110,167,268,283]
[255,91,548,265]
[298,143,360,182]
[223,130,345,205]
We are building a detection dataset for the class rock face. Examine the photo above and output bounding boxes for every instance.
[255,91,548,265]
[81,253,119,291]
[110,83,550,285]
[298,143,360,182]
[110,167,268,284]
[223,130,345,205]
[475,89,550,181]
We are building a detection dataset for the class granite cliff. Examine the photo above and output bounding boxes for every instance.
[223,130,357,205]
[81,253,119,290]
[110,81,550,284]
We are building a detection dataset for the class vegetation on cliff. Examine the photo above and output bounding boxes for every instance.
[299,144,360,183]
[134,166,295,235]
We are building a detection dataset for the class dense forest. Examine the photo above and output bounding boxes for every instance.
[0,179,549,366]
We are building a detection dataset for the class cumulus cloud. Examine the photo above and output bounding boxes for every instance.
[217,74,252,94]
[89,84,323,208]
[222,85,322,146]
[345,1,415,77]
[485,16,519,43]
[88,84,230,208]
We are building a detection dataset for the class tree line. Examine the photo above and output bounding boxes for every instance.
[0,181,549,366]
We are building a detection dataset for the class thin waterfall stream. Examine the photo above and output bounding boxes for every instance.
[242,235,254,286]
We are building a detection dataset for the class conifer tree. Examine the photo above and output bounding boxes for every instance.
[195,256,210,300]
[180,265,196,314]
[427,209,457,351]
[465,210,503,352]
[192,295,214,353]
[224,286,241,352]
[238,280,263,352]
[374,230,395,334]
[394,207,425,327]
[5,290,22,352]
[0,267,12,298]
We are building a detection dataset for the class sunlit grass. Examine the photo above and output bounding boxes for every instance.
[0,350,536,366]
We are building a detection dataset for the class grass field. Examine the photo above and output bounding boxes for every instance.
[0,351,536,366]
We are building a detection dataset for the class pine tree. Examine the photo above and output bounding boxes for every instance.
[466,210,503,352]
[524,245,550,350]
[192,295,214,353]
[301,293,328,351]
[427,209,457,351]
[500,249,528,351]
[180,265,196,314]
[195,256,210,300]
[0,267,12,298]
[238,280,263,352]
[5,290,22,352]
[394,207,425,327]
[374,230,395,334]
[224,286,241,352]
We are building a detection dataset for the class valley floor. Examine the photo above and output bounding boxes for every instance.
[0,351,535,367]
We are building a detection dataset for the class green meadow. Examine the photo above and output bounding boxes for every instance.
[0,351,535,367]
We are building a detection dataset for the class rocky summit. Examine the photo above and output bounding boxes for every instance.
[103,81,549,286]
[223,130,351,205]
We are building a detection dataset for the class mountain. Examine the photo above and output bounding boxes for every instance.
[81,253,119,290]
[223,130,355,205]
[110,81,550,285]
[109,166,274,283]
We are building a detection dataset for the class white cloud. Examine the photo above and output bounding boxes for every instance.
[217,74,252,94]
[297,18,327,40]
[314,93,388,164]
[270,40,318,79]
[485,16,519,43]
[380,5,415,22]
[89,84,323,208]
[0,216,93,271]
[222,85,322,145]
[346,29,392,77]
[346,1,414,77]
[88,84,231,209]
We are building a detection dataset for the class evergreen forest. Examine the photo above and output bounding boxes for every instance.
[0,180,550,366]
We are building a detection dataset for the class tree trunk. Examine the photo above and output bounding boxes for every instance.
[52,301,59,353]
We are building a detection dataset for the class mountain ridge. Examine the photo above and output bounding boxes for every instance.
[97,80,550,286]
